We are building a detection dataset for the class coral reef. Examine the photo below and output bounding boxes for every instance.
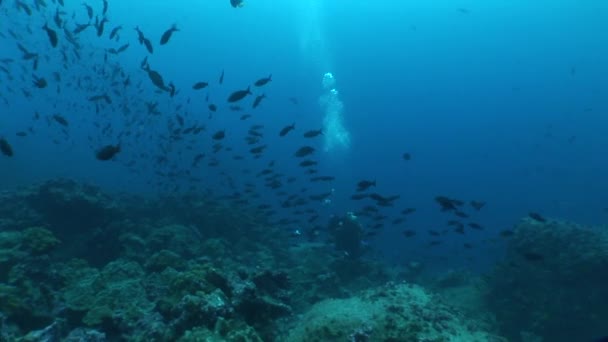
[283,281,496,341]
[485,218,608,341]
[0,180,506,341]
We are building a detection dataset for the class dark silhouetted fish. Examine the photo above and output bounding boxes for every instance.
[42,23,58,47]
[96,144,120,161]
[402,230,416,237]
[160,24,178,45]
[357,180,376,192]
[95,17,108,37]
[83,3,93,19]
[219,69,224,84]
[528,212,546,222]
[212,130,225,140]
[52,114,68,127]
[0,138,14,157]
[279,123,295,137]
[252,94,266,108]
[32,75,47,88]
[117,43,129,53]
[227,87,251,102]
[402,208,416,215]
[109,25,122,40]
[192,82,208,90]
[303,129,322,138]
[143,38,153,53]
[470,200,485,211]
[295,146,315,157]
[468,223,483,230]
[299,160,317,167]
[435,196,461,211]
[73,23,90,34]
[254,74,272,87]
[403,152,412,161]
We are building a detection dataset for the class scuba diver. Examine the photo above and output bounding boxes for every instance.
[327,212,367,259]
[230,0,245,8]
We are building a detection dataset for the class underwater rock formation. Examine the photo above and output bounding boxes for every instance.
[0,179,506,341]
[283,281,496,341]
[485,218,608,341]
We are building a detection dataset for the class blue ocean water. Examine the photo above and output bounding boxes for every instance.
[1,0,607,267]
[1,2,608,339]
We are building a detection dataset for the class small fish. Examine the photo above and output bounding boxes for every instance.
[192,82,208,90]
[52,114,69,127]
[303,129,323,138]
[357,180,376,192]
[96,144,120,161]
[295,146,315,157]
[402,152,412,161]
[96,17,108,37]
[528,212,546,223]
[143,38,153,53]
[53,8,63,27]
[73,23,90,34]
[135,26,145,44]
[219,69,224,84]
[102,0,108,15]
[435,196,461,211]
[279,123,295,137]
[208,104,217,112]
[109,25,122,40]
[83,3,93,20]
[42,23,58,47]
[401,208,416,215]
[32,75,47,88]
[16,0,32,15]
[227,87,252,103]
[402,230,416,237]
[311,176,335,182]
[470,200,485,211]
[160,24,179,45]
[212,130,225,140]
[254,74,272,87]
[468,223,483,230]
[117,43,129,53]
[0,138,14,157]
[252,94,266,108]
[240,114,251,120]
[299,160,317,167]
